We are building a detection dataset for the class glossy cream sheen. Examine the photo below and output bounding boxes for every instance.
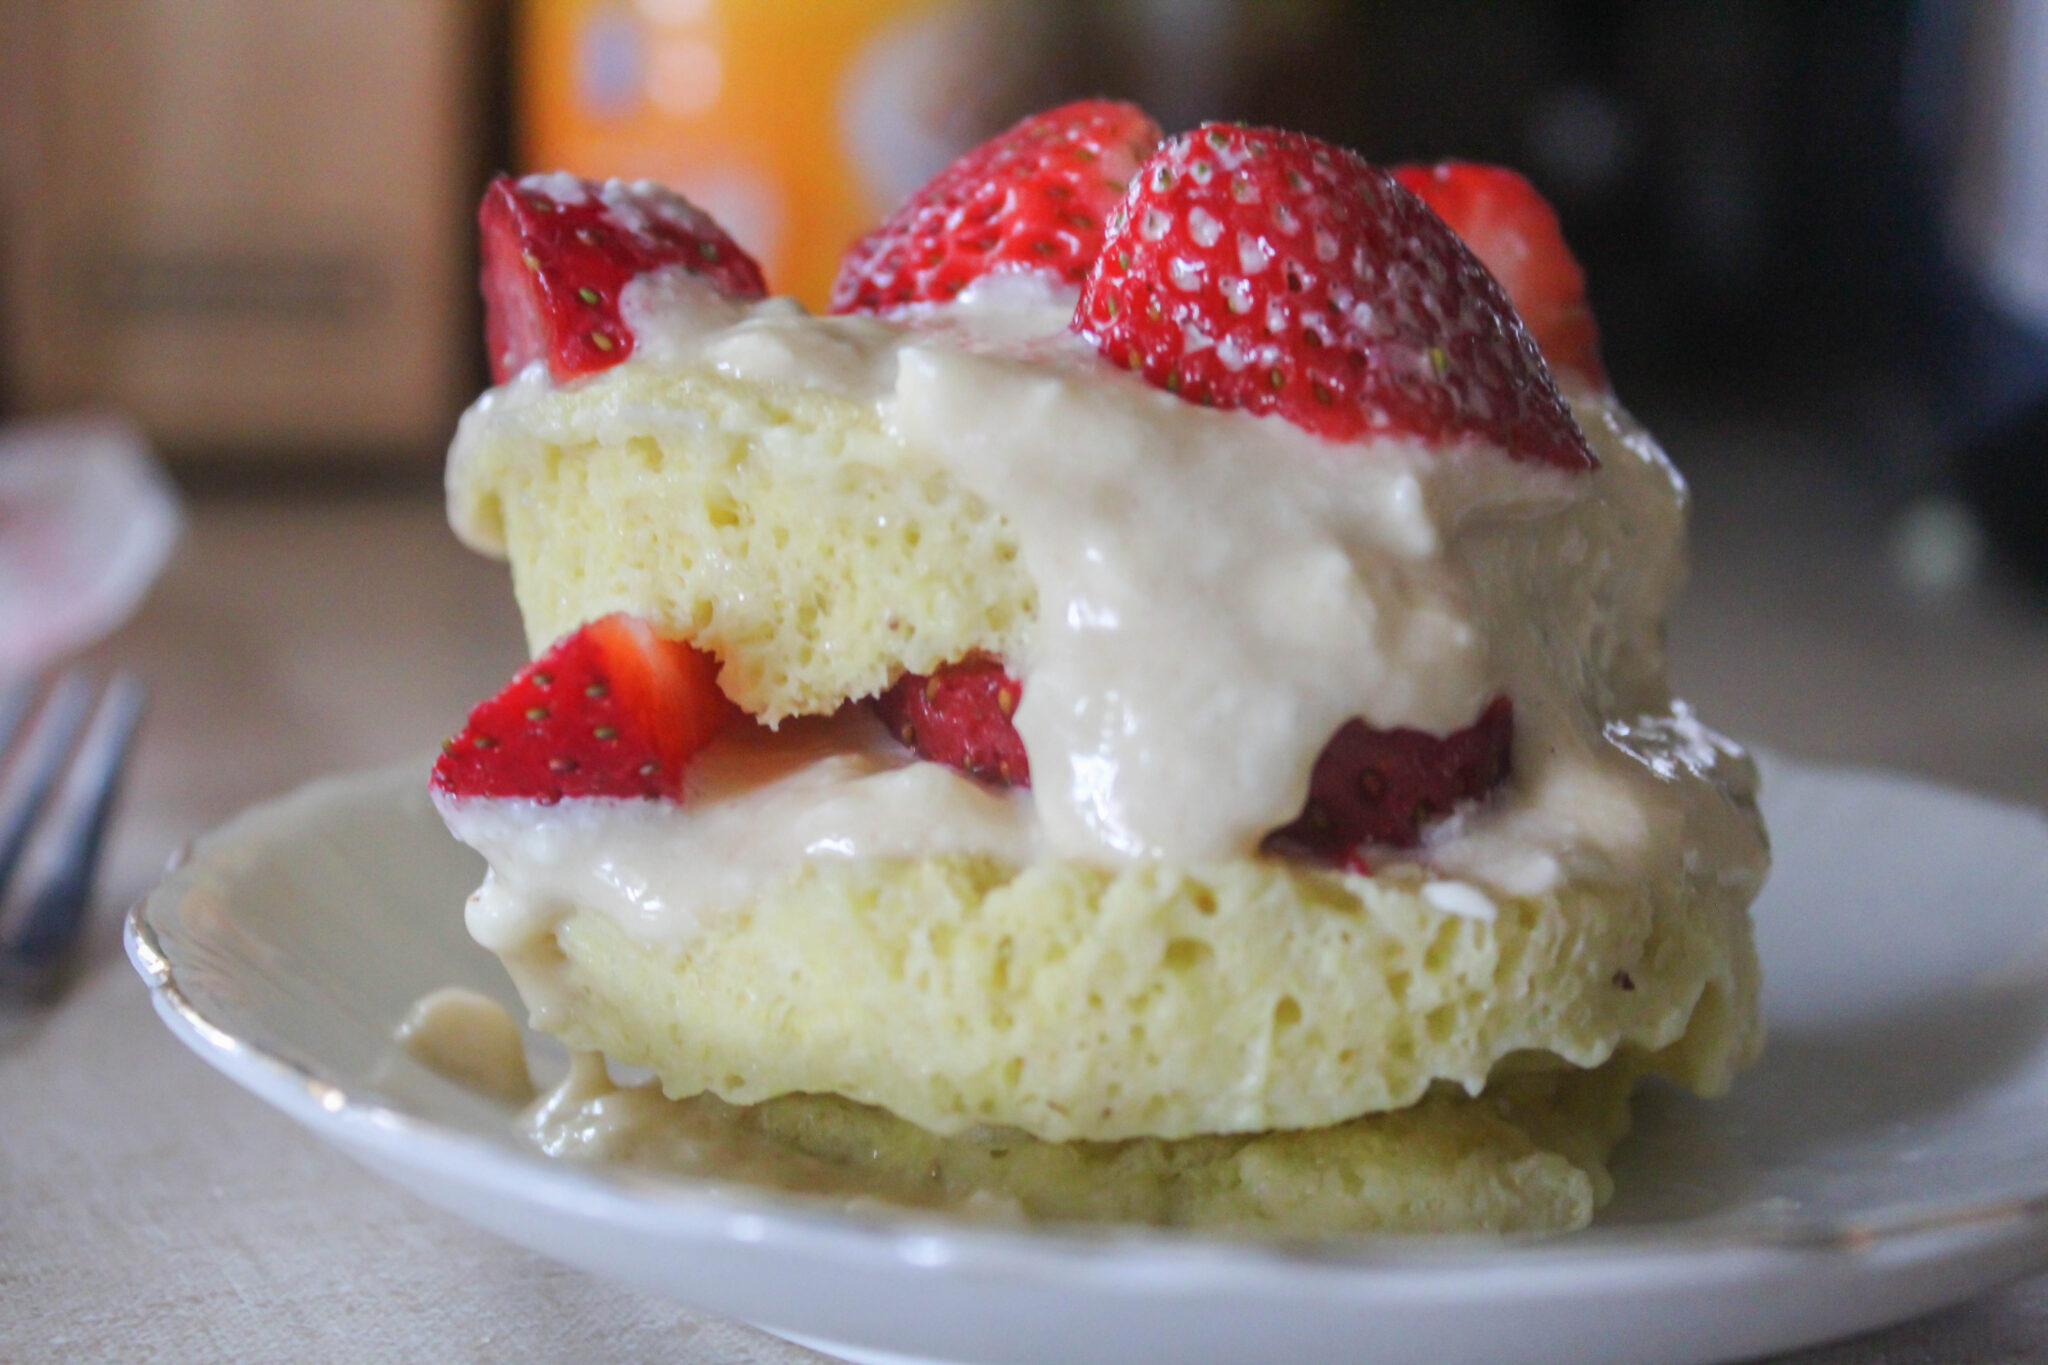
[442,270,1765,949]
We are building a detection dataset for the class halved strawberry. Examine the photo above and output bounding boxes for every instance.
[1263,697,1515,869]
[431,614,739,803]
[872,659,1030,786]
[1075,124,1594,471]
[1391,162,1606,391]
[829,99,1162,315]
[480,173,767,384]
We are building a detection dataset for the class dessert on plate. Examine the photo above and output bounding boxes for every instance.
[430,102,1768,1234]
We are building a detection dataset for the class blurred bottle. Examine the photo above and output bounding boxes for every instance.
[516,0,1054,310]
[1914,0,2048,586]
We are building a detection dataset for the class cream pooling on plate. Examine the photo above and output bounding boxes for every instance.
[443,268,1765,953]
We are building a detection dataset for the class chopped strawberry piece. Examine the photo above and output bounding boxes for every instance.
[1074,124,1594,471]
[479,173,767,384]
[830,99,1162,315]
[1264,696,1515,867]
[1391,162,1606,390]
[872,659,1031,786]
[431,614,739,803]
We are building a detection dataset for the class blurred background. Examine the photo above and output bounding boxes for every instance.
[4,2,2045,496]
[0,0,2044,899]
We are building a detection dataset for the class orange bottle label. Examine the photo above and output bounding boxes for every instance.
[517,0,1008,310]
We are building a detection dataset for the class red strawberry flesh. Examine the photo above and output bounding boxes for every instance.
[830,99,1162,315]
[480,173,767,384]
[1391,162,1606,390]
[1263,696,1514,868]
[872,660,1031,786]
[1075,124,1594,470]
[432,614,738,804]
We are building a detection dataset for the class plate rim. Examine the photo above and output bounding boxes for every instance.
[123,757,2048,1290]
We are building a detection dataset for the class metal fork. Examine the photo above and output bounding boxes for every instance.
[0,671,144,998]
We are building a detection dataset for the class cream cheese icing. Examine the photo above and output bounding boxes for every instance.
[442,270,1765,954]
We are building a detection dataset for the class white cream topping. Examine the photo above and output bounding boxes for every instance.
[1420,880,1498,923]
[889,346,1501,860]
[395,987,537,1105]
[442,709,1034,953]
[444,270,1767,951]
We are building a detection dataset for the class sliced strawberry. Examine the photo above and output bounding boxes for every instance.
[1391,162,1606,391]
[872,659,1031,786]
[479,173,767,384]
[829,99,1162,315]
[1075,124,1593,471]
[1263,696,1514,868]
[431,614,739,803]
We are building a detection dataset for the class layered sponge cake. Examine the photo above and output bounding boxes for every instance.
[432,105,1767,1232]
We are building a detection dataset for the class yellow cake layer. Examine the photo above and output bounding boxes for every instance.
[556,1056,1644,1234]
[449,366,1032,722]
[508,851,1758,1144]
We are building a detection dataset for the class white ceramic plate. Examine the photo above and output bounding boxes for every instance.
[127,757,2048,1365]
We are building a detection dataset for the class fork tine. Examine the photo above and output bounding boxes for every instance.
[0,672,96,909]
[1,674,144,987]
